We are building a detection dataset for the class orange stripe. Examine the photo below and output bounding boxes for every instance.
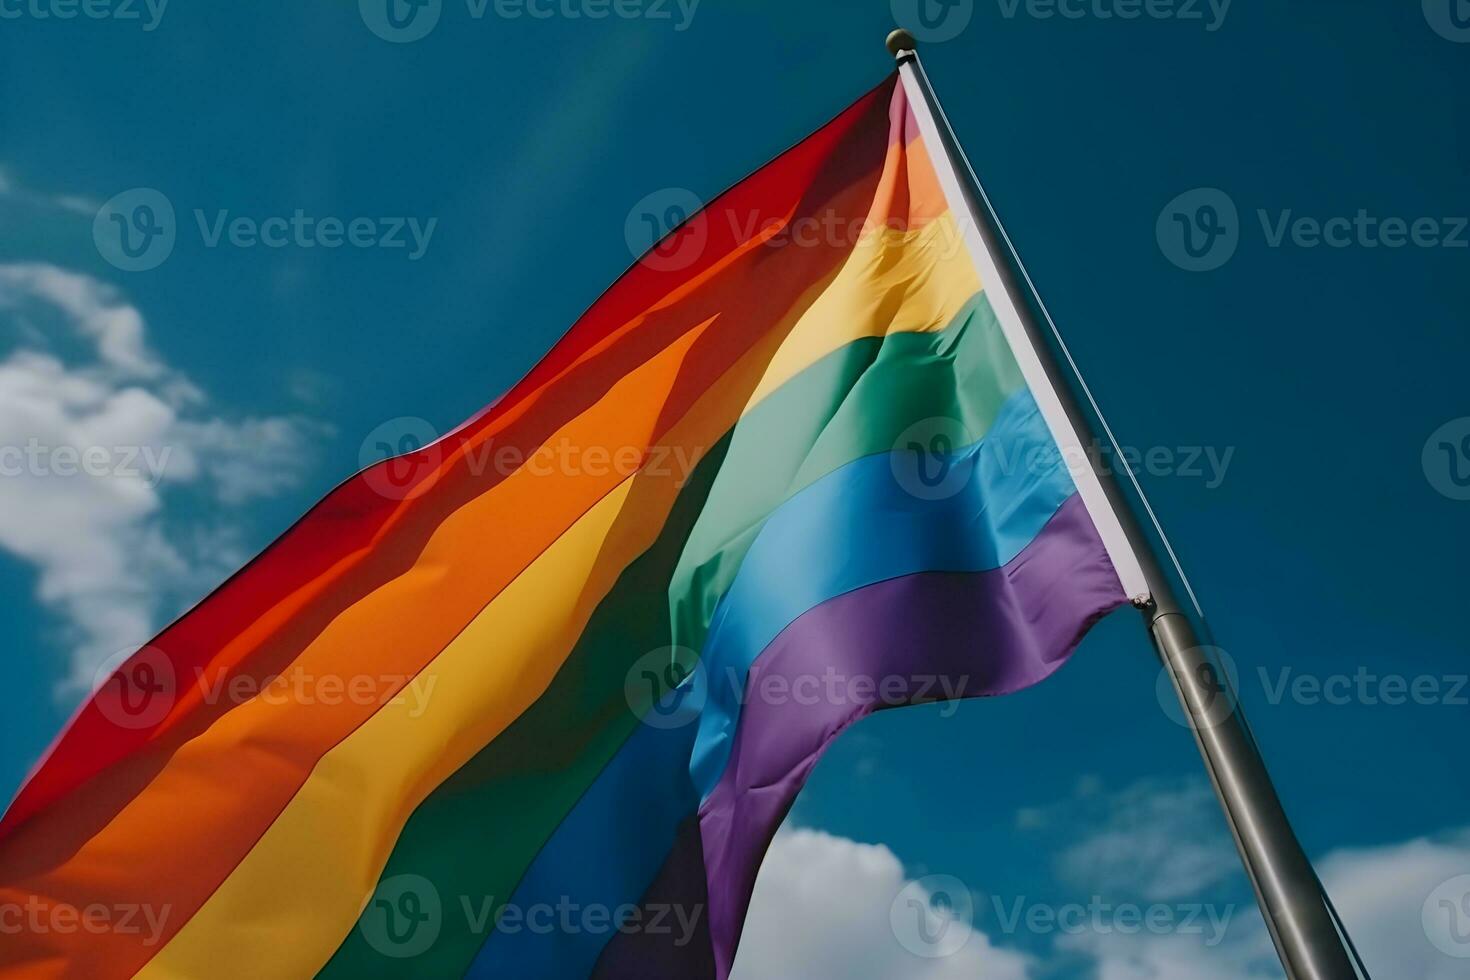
[0,75,901,854]
[0,76,960,980]
[140,218,980,980]
[0,205,880,980]
[0,314,721,979]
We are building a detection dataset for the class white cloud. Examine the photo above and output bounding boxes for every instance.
[734,829,1035,980]
[1012,776,1276,977]
[0,265,165,378]
[0,263,321,692]
[173,416,328,505]
[1063,827,1470,979]
[0,166,100,216]
[1058,926,1279,980]
[1024,776,1241,903]
[1021,776,1470,978]
[1318,826,1470,979]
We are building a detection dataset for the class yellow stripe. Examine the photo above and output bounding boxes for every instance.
[139,214,980,979]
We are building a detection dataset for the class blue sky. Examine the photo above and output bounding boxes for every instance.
[1,1,1468,977]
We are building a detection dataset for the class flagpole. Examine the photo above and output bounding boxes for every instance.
[885,29,1363,980]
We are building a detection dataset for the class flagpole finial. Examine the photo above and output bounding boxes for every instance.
[886,28,918,60]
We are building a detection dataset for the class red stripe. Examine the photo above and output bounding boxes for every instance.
[0,75,898,856]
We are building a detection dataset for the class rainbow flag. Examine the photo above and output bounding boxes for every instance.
[0,73,1143,979]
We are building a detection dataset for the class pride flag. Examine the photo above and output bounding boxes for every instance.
[0,73,1142,979]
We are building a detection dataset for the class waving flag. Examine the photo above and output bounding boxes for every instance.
[0,71,1147,979]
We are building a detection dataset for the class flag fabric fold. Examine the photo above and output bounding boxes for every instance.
[0,73,1129,980]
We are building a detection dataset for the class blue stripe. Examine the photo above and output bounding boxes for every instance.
[466,386,1073,978]
[464,720,699,978]
[688,386,1075,801]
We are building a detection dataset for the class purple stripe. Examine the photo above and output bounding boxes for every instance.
[696,494,1125,978]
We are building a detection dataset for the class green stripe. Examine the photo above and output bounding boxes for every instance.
[317,291,1022,978]
[670,291,1023,656]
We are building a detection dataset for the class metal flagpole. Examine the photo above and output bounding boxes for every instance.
[884,28,1365,980]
